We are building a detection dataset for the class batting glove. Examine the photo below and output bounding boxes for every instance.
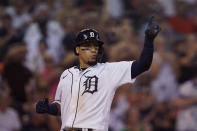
[36,98,49,114]
[145,16,161,41]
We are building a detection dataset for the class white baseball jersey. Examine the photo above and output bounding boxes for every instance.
[54,61,136,131]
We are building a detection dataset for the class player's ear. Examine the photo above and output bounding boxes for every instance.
[76,46,79,55]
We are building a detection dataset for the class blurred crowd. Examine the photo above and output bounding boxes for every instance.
[0,0,197,131]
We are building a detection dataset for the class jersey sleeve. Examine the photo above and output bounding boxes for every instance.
[53,79,62,105]
[53,70,67,105]
[106,61,136,89]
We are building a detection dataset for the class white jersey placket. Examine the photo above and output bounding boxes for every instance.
[67,69,90,127]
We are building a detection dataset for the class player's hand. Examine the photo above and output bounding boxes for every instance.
[36,98,49,114]
[145,15,161,41]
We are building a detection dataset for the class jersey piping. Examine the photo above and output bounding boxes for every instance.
[72,70,90,128]
[68,69,73,94]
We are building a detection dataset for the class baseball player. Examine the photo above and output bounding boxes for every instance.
[36,17,161,131]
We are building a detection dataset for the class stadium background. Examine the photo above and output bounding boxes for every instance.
[0,0,197,131]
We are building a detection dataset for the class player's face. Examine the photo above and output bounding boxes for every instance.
[76,42,99,68]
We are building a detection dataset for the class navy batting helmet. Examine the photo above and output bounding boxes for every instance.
[74,29,104,56]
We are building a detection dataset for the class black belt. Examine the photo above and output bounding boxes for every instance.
[63,128,93,131]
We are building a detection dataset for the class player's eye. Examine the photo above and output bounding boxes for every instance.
[94,47,99,50]
[81,47,90,51]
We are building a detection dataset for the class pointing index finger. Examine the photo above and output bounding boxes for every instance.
[148,15,155,26]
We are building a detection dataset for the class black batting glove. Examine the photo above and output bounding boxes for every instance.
[145,16,161,41]
[36,98,49,114]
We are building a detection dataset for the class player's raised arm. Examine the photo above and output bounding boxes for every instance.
[131,15,161,78]
[36,98,60,116]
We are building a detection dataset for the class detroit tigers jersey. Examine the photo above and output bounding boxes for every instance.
[53,61,136,131]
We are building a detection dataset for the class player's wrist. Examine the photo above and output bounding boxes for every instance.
[48,103,58,115]
[144,36,154,48]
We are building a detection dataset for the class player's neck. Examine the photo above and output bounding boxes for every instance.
[79,62,97,69]
[79,62,91,69]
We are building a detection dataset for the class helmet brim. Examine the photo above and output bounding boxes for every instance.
[76,40,104,47]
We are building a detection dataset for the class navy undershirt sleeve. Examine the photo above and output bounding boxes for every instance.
[131,38,154,79]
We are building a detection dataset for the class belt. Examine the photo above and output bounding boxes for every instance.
[63,128,93,131]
